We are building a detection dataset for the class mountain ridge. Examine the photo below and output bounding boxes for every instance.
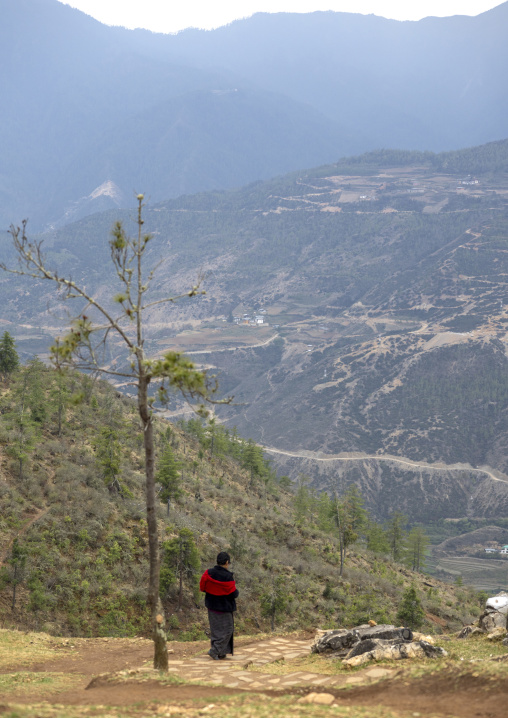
[2,0,508,229]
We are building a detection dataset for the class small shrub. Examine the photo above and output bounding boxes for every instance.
[396,585,425,629]
[179,623,207,641]
[167,615,180,630]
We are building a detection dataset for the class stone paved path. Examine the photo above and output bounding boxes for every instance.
[162,637,394,691]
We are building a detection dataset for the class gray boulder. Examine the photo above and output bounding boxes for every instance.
[343,640,447,667]
[419,640,447,658]
[312,629,360,654]
[356,624,413,641]
[312,625,412,656]
[479,610,507,633]
[345,637,405,660]
[457,626,483,639]
[344,636,445,663]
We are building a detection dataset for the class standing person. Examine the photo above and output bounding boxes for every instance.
[200,551,239,660]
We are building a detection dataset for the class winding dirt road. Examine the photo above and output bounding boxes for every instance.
[185,332,279,355]
[263,446,508,487]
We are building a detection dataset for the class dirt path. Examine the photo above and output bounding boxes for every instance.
[2,635,508,717]
[0,507,50,568]
[0,447,54,568]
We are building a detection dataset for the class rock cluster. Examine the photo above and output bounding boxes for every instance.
[312,624,447,667]
[458,592,508,641]
[479,592,508,632]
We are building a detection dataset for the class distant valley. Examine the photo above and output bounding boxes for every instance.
[3,141,508,530]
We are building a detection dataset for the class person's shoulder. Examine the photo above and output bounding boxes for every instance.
[219,566,235,580]
[209,566,234,581]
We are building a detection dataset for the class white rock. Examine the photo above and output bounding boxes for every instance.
[486,593,508,616]
[298,692,335,705]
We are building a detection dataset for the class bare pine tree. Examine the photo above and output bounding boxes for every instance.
[2,196,228,669]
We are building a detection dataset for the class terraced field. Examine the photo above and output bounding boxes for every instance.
[432,556,508,591]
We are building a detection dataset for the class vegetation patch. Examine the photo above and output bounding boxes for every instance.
[0,671,80,697]
[0,629,72,668]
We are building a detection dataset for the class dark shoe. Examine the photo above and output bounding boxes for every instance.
[218,655,226,659]
[208,649,219,660]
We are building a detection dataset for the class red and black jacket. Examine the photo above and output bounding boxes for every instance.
[199,565,239,612]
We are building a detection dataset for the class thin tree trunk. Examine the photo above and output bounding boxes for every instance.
[57,379,63,437]
[178,563,183,610]
[339,537,345,577]
[11,565,17,611]
[18,418,24,480]
[138,372,168,670]
[154,608,167,670]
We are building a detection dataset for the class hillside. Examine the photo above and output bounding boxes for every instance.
[4,140,508,522]
[2,1,508,229]
[0,363,479,638]
[434,526,508,556]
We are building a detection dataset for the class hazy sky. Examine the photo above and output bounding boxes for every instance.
[60,1,504,33]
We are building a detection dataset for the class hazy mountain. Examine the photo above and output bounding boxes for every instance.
[137,5,508,152]
[0,0,354,230]
[3,138,508,522]
[1,0,507,230]
[47,87,354,224]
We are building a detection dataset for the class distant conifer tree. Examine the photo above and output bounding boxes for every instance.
[160,528,200,610]
[156,444,182,510]
[396,585,425,629]
[0,331,19,381]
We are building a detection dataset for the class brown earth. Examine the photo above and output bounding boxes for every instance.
[1,636,237,676]
[1,636,508,717]
[48,680,245,707]
[335,669,508,718]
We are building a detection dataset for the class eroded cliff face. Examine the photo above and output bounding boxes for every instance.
[266,450,508,523]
